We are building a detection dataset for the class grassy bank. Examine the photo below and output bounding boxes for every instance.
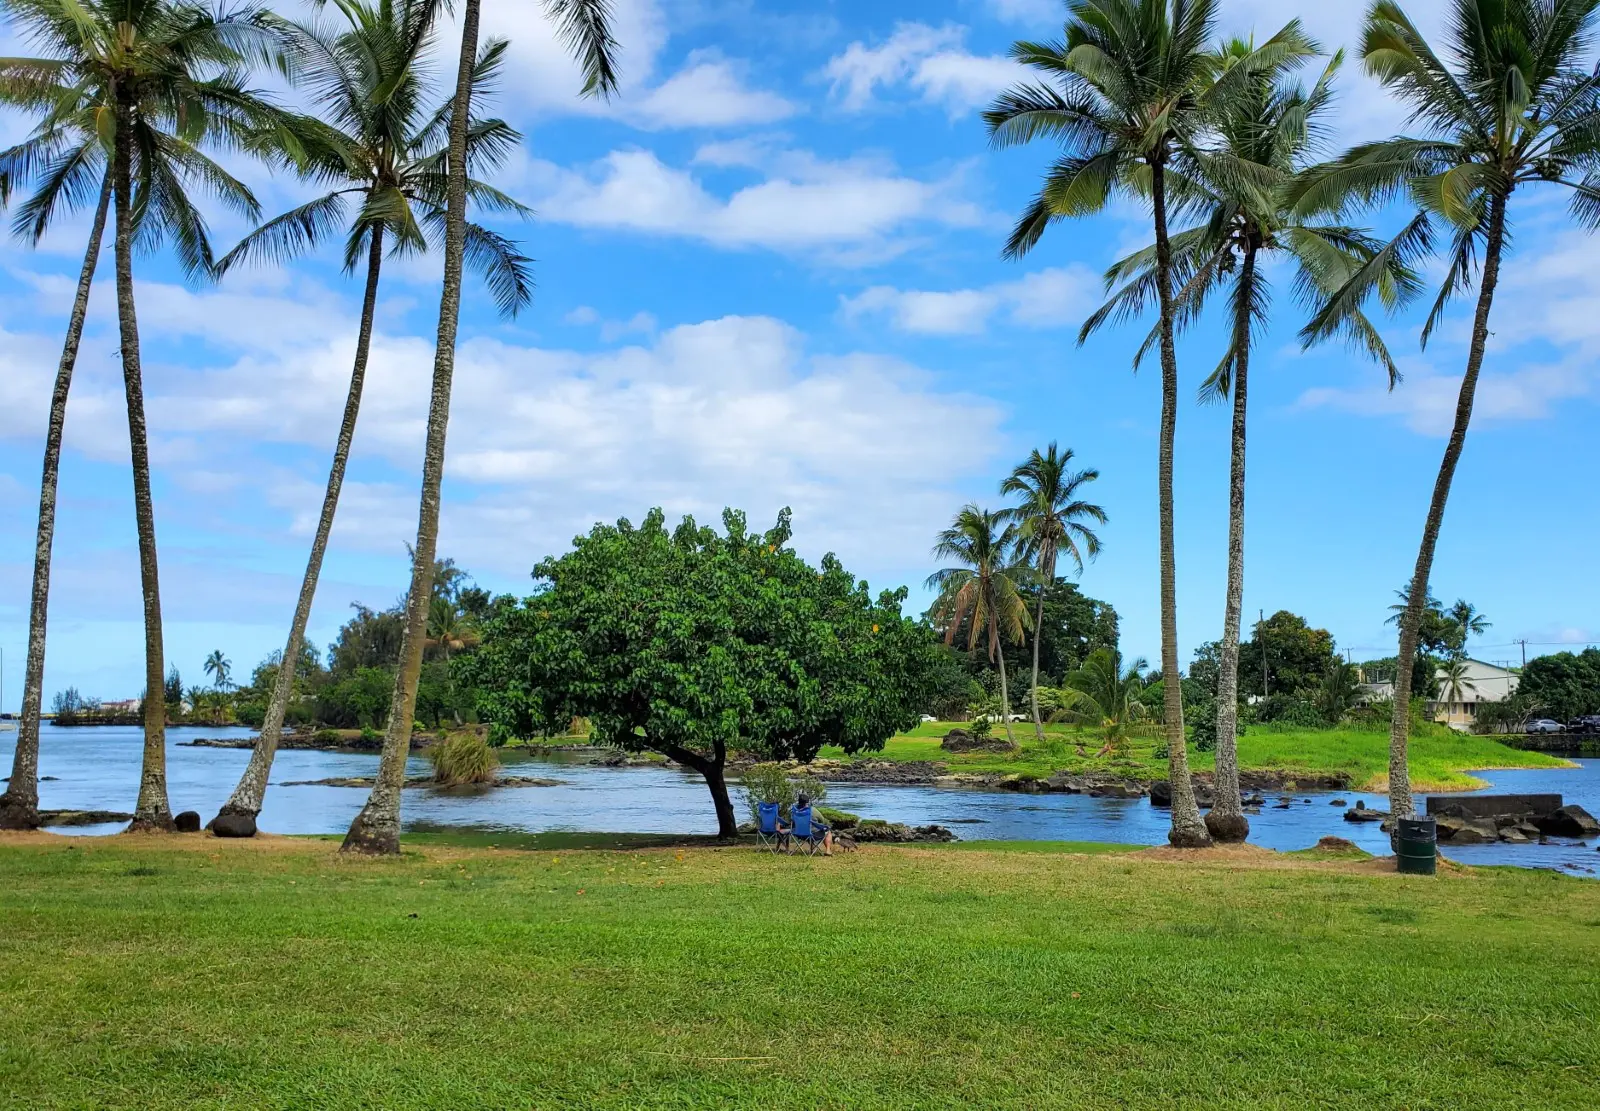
[815,721,1572,791]
[1,833,1597,1108]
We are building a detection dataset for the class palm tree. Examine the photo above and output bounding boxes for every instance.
[1446,599,1490,651]
[998,443,1106,743]
[1055,647,1150,754]
[1437,656,1477,720]
[1293,0,1600,819]
[341,0,620,855]
[926,506,1033,748]
[213,0,533,830]
[203,650,231,690]
[0,0,290,831]
[1082,42,1410,842]
[985,0,1311,846]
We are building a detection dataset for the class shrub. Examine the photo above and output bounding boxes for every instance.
[428,732,500,785]
[359,725,381,745]
[739,765,827,825]
[1256,693,1326,728]
[816,806,859,830]
[312,728,341,746]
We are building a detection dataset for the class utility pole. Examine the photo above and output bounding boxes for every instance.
[1520,639,1527,668]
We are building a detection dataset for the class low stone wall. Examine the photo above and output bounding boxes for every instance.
[1425,793,1561,819]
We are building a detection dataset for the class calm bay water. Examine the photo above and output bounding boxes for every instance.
[4,724,1597,874]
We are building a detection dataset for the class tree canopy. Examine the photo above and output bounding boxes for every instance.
[464,507,944,837]
[1238,610,1340,699]
[1519,649,1600,722]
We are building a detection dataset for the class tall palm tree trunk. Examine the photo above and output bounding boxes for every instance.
[343,1,480,854]
[0,173,112,832]
[1150,158,1209,848]
[217,228,386,827]
[1029,584,1047,742]
[113,92,173,833]
[1387,191,1508,821]
[991,612,1016,748]
[1205,240,1256,844]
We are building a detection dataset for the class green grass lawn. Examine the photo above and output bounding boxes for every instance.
[814,720,1571,791]
[2,833,1597,1109]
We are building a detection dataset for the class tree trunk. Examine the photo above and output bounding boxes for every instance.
[1029,557,1051,742]
[218,227,386,826]
[992,612,1016,747]
[1206,240,1255,844]
[659,741,738,838]
[0,173,112,832]
[1150,158,1209,848]
[343,1,480,855]
[113,91,173,833]
[1387,190,1509,821]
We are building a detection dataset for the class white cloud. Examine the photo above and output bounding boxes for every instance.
[521,147,987,261]
[1296,355,1598,436]
[823,22,1024,116]
[477,0,791,131]
[629,54,796,128]
[0,286,1008,586]
[840,266,1097,335]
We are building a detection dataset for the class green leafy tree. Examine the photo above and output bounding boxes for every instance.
[0,0,291,830]
[342,0,621,856]
[998,443,1106,743]
[1293,0,1600,818]
[926,506,1032,748]
[461,508,942,838]
[985,1,1313,847]
[1518,649,1600,722]
[1084,40,1408,842]
[1238,610,1340,700]
[216,0,532,828]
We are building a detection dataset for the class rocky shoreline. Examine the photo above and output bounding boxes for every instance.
[278,775,563,789]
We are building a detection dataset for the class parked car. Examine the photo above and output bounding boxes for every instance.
[1524,719,1566,735]
[1566,715,1600,735]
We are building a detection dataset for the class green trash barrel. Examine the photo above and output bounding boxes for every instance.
[1395,817,1437,876]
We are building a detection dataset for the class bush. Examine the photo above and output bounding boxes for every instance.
[1256,693,1326,728]
[359,725,381,745]
[312,728,341,746]
[234,700,266,727]
[738,765,827,825]
[428,732,500,785]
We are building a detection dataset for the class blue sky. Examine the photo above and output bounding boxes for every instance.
[1,0,1596,708]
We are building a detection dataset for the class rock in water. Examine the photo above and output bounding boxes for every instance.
[1344,807,1389,823]
[1535,804,1600,838]
[173,811,201,833]
[210,812,257,838]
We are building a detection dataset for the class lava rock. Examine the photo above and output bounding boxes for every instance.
[1499,828,1532,844]
[1330,798,1348,806]
[939,728,1016,754]
[1344,806,1389,823]
[209,812,257,838]
[173,810,201,833]
[850,820,955,843]
[1534,804,1600,838]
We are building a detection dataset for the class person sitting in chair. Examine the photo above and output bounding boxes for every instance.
[780,792,834,856]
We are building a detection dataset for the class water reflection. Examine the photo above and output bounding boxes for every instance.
[4,724,1596,875]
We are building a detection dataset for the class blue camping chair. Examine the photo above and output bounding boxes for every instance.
[789,805,825,855]
[755,802,784,853]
